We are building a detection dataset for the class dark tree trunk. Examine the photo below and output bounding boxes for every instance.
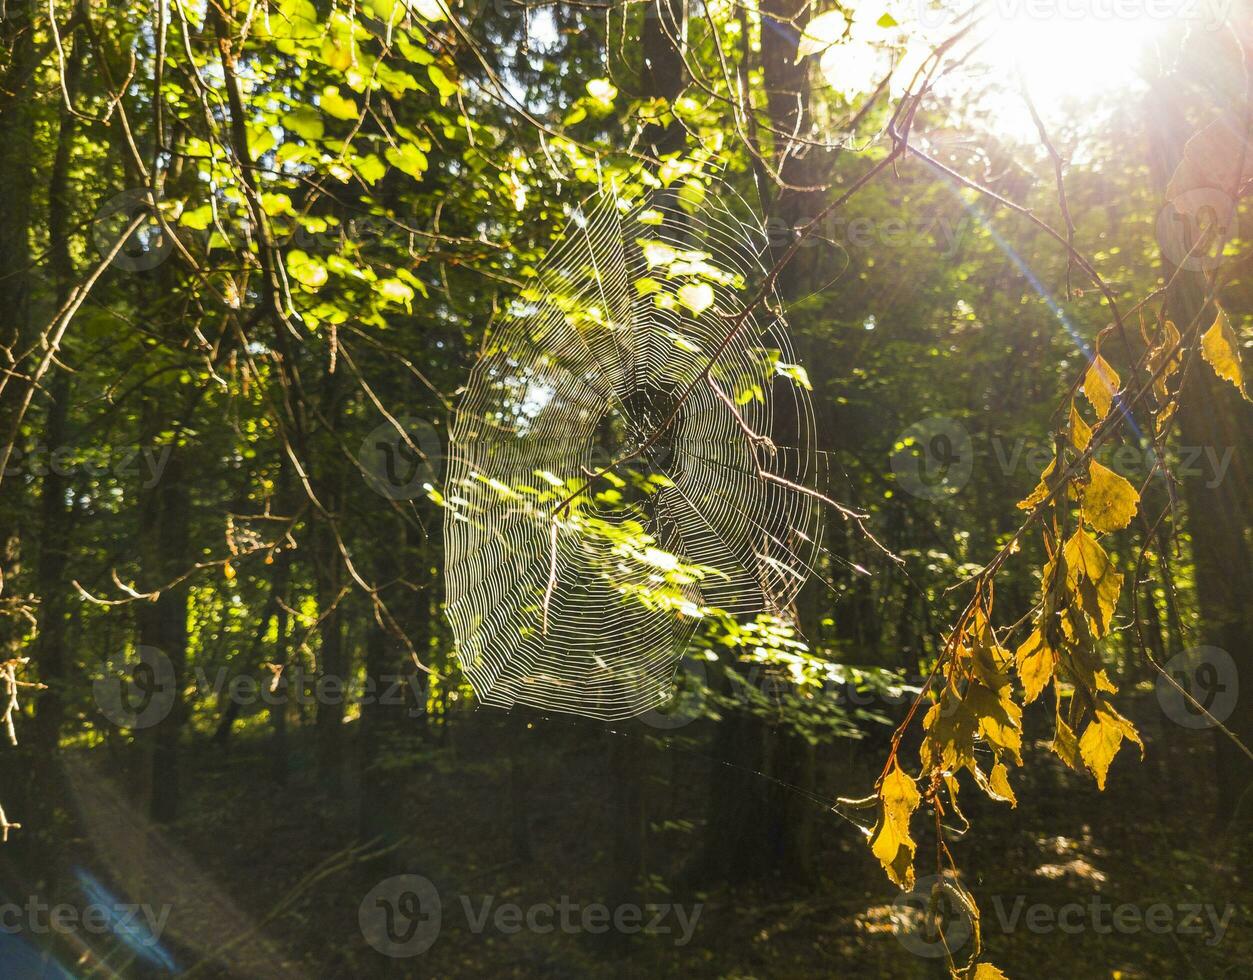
[138,447,191,825]
[1146,77,1253,829]
[314,367,348,784]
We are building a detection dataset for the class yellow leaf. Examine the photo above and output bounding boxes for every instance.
[1063,527,1123,637]
[1083,354,1119,420]
[1149,319,1181,401]
[1079,459,1138,533]
[1014,628,1054,703]
[1079,711,1127,790]
[1201,306,1249,400]
[1016,459,1056,511]
[988,762,1017,807]
[1052,716,1083,771]
[223,561,236,581]
[870,761,920,888]
[921,690,977,773]
[1154,400,1177,437]
[972,964,1010,980]
[1068,402,1092,451]
[967,682,1023,764]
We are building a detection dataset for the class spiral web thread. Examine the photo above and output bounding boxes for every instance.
[444,181,823,719]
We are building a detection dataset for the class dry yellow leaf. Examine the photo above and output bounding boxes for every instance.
[1064,527,1123,637]
[1068,402,1092,451]
[1052,716,1083,771]
[870,760,920,888]
[1080,459,1139,533]
[988,761,1017,808]
[1016,459,1056,512]
[1083,354,1120,419]
[1014,627,1054,703]
[1201,306,1249,400]
[1079,711,1126,790]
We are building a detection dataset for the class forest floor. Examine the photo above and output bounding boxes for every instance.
[25,690,1253,979]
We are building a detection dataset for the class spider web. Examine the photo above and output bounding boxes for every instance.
[444,181,823,719]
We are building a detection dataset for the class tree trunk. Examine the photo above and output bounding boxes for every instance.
[1146,77,1253,828]
[138,446,191,825]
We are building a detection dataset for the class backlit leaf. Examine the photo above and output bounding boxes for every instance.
[678,281,714,316]
[1068,402,1091,452]
[1079,459,1138,533]
[1014,628,1053,703]
[796,11,847,60]
[1079,711,1129,790]
[988,762,1017,807]
[386,143,429,180]
[1063,527,1122,637]
[282,106,324,141]
[428,65,459,104]
[1201,306,1249,399]
[870,760,919,888]
[1083,354,1119,420]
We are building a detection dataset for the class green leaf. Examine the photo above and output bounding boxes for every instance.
[386,143,429,180]
[179,204,214,231]
[353,153,387,185]
[286,250,328,290]
[428,65,459,104]
[775,362,812,391]
[376,278,415,308]
[410,0,446,21]
[260,192,292,217]
[320,86,359,121]
[586,78,617,105]
[282,107,324,142]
